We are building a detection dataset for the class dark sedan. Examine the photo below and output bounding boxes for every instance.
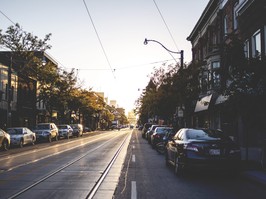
[165,128,241,175]
[151,126,174,148]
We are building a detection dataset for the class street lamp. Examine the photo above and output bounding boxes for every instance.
[144,38,184,69]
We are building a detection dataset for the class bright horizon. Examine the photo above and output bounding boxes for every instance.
[0,0,209,114]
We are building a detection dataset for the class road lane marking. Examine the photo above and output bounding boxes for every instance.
[131,181,137,199]
[132,145,135,149]
[132,154,136,162]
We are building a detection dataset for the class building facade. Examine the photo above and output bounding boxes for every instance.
[187,0,266,160]
[0,51,58,129]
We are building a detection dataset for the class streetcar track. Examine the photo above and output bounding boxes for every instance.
[86,131,131,199]
[7,131,131,199]
[1,132,117,172]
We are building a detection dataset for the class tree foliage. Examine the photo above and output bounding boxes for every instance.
[223,34,266,128]
[0,23,124,128]
[136,62,200,125]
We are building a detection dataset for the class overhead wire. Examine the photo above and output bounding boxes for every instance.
[0,10,16,26]
[1,6,175,75]
[152,0,180,51]
[76,58,176,71]
[82,0,116,79]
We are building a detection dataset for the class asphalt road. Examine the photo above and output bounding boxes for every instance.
[0,130,130,199]
[113,129,266,199]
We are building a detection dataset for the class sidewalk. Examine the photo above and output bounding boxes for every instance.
[241,161,266,187]
[240,147,266,187]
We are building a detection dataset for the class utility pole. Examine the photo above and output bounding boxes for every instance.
[7,55,12,128]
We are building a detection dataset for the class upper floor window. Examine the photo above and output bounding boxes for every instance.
[264,26,266,56]
[244,39,250,58]
[252,30,261,58]
[224,15,228,35]
[233,2,238,30]
[211,61,221,89]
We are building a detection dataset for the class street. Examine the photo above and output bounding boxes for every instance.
[0,130,131,199]
[114,129,266,199]
[1,128,266,199]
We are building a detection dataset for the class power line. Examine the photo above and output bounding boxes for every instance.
[82,0,116,79]
[75,58,176,71]
[152,0,179,51]
[0,10,16,25]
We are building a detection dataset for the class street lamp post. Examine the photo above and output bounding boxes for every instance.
[144,38,184,69]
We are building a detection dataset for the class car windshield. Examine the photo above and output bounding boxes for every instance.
[186,129,232,141]
[7,128,23,135]
[36,124,50,130]
[71,125,78,129]
[156,128,173,134]
[187,129,220,141]
[58,125,68,129]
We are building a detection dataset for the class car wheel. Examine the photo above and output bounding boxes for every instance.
[165,153,170,167]
[19,139,24,148]
[32,138,35,145]
[175,157,183,176]
[2,140,9,151]
[48,135,52,143]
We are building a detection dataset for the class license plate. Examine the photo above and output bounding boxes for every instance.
[209,149,220,155]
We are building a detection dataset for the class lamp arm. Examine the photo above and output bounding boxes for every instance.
[144,38,181,54]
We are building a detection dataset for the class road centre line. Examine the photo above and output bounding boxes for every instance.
[131,181,137,199]
[132,154,136,162]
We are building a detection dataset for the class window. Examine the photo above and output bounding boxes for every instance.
[212,61,221,89]
[233,2,238,30]
[244,39,250,58]
[224,15,228,35]
[200,69,208,92]
[264,26,266,56]
[252,30,261,58]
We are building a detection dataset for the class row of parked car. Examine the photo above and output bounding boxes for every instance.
[0,123,85,151]
[141,123,241,176]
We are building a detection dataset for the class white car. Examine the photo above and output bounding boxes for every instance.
[0,128,10,151]
[58,124,73,139]
[34,123,59,142]
[7,127,36,147]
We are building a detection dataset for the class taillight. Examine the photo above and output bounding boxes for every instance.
[185,143,199,152]
[229,148,241,154]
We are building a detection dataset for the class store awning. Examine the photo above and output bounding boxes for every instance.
[194,94,212,112]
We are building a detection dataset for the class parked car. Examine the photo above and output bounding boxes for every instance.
[34,123,59,142]
[57,125,73,139]
[70,124,83,137]
[7,127,36,147]
[146,125,165,144]
[84,127,91,132]
[151,126,174,148]
[165,128,241,175]
[0,128,10,151]
[156,129,176,154]
[141,123,152,138]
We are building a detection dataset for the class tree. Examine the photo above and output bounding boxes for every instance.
[0,23,52,77]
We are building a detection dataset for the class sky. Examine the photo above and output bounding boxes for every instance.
[0,0,209,114]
